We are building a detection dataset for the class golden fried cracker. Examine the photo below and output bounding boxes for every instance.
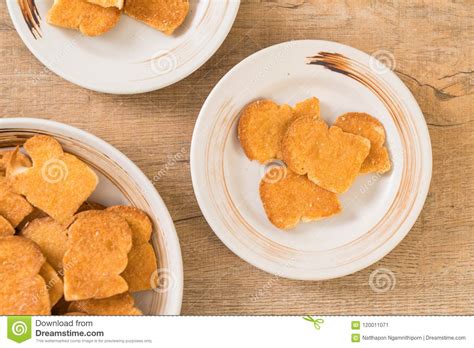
[87,0,123,9]
[124,0,189,35]
[238,100,296,163]
[0,178,33,227]
[63,211,132,301]
[334,112,391,174]
[20,217,68,273]
[10,135,98,225]
[293,97,321,119]
[0,215,14,236]
[282,117,371,193]
[260,167,341,229]
[68,292,142,315]
[122,243,157,292]
[47,0,121,36]
[106,206,157,292]
[0,236,50,315]
[106,206,152,245]
[40,262,64,307]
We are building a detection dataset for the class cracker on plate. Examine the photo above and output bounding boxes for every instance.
[63,210,132,301]
[260,167,341,229]
[0,236,50,315]
[20,217,68,273]
[106,206,157,292]
[334,112,391,174]
[87,0,123,9]
[0,177,33,227]
[124,0,189,35]
[9,135,98,225]
[47,0,121,36]
[282,117,371,193]
[238,100,296,163]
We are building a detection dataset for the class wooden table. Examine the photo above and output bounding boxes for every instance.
[1,1,473,315]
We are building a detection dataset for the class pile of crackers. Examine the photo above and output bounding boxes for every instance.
[238,97,391,229]
[0,135,158,315]
[47,0,190,36]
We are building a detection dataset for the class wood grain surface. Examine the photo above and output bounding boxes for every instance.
[0,0,473,315]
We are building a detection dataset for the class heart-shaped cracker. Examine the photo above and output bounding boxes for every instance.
[106,206,157,292]
[40,262,64,307]
[0,236,50,315]
[282,117,371,193]
[68,292,142,315]
[20,217,68,273]
[260,167,341,229]
[124,0,189,35]
[87,0,123,9]
[238,100,296,163]
[334,112,391,174]
[47,0,121,36]
[0,177,33,227]
[0,215,14,236]
[293,97,321,119]
[10,135,98,225]
[63,210,132,301]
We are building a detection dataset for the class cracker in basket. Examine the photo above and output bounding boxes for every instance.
[63,211,132,301]
[9,135,98,225]
[124,0,189,35]
[121,243,157,292]
[0,177,33,227]
[238,100,296,163]
[106,206,152,245]
[40,262,64,307]
[293,97,321,119]
[87,0,124,9]
[106,206,157,292]
[0,236,50,315]
[20,217,68,273]
[260,167,341,229]
[47,0,121,37]
[334,112,391,174]
[0,215,14,236]
[282,117,371,193]
[68,292,142,315]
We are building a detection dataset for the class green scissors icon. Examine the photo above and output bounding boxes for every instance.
[303,316,324,330]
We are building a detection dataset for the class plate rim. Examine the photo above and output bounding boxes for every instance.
[0,117,184,313]
[190,39,433,280]
[6,0,241,94]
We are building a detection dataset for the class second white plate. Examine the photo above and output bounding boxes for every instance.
[7,0,240,94]
[191,40,432,280]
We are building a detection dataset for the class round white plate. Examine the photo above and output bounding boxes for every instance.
[0,118,183,314]
[191,40,432,280]
[7,0,240,94]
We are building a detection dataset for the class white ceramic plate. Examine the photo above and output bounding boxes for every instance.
[7,0,240,94]
[0,118,183,314]
[191,40,432,280]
